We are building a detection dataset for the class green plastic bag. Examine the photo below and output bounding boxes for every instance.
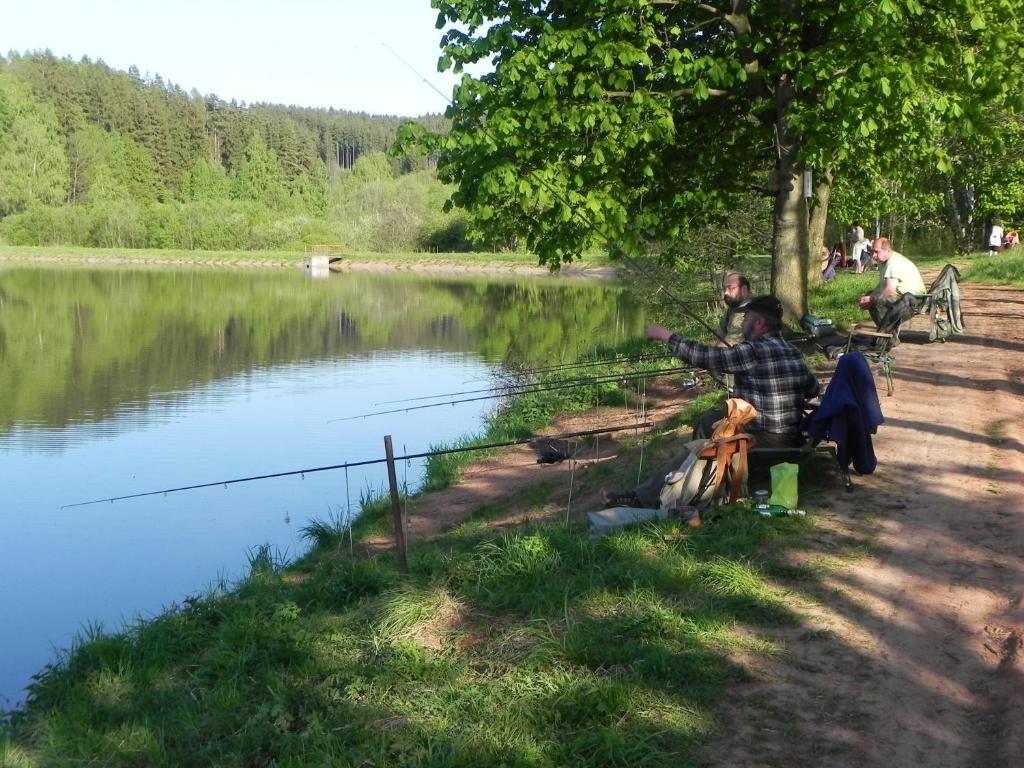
[770,462,799,509]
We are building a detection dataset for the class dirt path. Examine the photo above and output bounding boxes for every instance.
[704,282,1024,767]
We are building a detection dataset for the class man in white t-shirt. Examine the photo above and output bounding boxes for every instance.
[857,237,926,327]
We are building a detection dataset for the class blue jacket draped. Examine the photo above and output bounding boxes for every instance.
[802,351,884,474]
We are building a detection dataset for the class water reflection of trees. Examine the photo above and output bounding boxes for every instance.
[0,267,643,432]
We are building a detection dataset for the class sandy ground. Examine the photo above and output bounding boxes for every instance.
[701,281,1024,768]
[376,276,1023,768]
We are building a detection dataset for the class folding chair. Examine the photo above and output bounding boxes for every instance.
[841,325,896,396]
[914,264,965,342]
[878,264,964,345]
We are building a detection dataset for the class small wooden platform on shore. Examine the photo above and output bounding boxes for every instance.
[303,244,345,274]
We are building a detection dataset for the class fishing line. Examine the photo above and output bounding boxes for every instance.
[636,377,648,486]
[500,351,678,379]
[373,361,690,406]
[402,443,411,545]
[379,39,453,106]
[461,350,677,384]
[331,367,695,422]
[565,457,576,524]
[62,422,652,509]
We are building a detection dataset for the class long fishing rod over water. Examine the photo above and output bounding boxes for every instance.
[373,363,699,407]
[62,422,652,509]
[499,351,679,378]
[459,351,681,385]
[331,366,695,422]
[67,67,729,512]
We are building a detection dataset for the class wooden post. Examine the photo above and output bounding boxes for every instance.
[384,435,409,576]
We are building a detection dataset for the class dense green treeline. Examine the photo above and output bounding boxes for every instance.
[0,266,642,434]
[0,52,466,252]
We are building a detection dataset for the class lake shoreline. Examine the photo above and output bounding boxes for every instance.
[0,249,621,280]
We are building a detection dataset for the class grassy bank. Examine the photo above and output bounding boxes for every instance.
[3,500,822,767]
[961,248,1024,288]
[803,248,985,332]
[0,244,613,271]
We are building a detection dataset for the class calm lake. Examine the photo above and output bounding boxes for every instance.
[0,264,645,711]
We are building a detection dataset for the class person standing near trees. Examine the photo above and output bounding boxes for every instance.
[849,222,871,273]
[989,221,1004,255]
[716,272,752,346]
[857,237,926,326]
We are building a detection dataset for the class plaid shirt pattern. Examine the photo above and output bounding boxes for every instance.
[667,333,820,434]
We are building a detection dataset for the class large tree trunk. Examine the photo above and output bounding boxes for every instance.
[806,167,833,288]
[770,80,809,325]
[944,178,976,252]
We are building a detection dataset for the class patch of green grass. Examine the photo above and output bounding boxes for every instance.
[806,270,880,331]
[963,249,1024,288]
[299,505,356,551]
[982,419,1008,441]
[519,480,560,510]
[349,486,400,540]
[0,739,36,767]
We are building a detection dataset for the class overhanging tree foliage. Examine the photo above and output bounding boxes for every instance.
[424,0,1022,319]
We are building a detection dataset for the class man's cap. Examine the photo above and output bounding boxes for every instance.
[744,295,783,321]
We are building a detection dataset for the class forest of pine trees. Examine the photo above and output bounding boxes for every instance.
[0,51,471,252]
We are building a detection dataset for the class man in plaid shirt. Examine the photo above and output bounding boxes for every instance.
[646,295,820,447]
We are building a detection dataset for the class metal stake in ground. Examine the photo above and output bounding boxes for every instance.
[384,435,409,576]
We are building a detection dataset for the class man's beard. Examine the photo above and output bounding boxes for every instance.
[724,295,743,308]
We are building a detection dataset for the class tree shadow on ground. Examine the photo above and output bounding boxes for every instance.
[894,364,1024,397]
[882,417,1024,455]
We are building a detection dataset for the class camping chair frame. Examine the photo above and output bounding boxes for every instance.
[842,327,896,396]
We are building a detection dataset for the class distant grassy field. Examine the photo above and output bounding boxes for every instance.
[0,244,613,270]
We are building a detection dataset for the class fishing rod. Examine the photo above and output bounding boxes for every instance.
[374,362,698,406]
[331,366,696,422]
[459,350,679,384]
[381,42,737,372]
[62,422,652,509]
[500,351,678,378]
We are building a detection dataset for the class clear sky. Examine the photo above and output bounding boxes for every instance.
[0,0,467,117]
